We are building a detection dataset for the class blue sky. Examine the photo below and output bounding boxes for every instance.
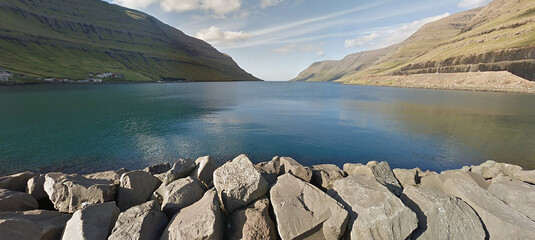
[105,0,491,81]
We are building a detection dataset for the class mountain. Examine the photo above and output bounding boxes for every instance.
[294,0,535,82]
[0,0,259,82]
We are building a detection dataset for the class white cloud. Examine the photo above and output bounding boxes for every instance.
[272,43,324,57]
[458,0,491,9]
[344,33,380,48]
[344,13,451,49]
[273,44,297,54]
[196,26,252,45]
[115,0,241,15]
[261,0,283,8]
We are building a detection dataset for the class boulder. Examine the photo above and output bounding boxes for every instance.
[160,189,224,240]
[0,189,39,212]
[84,168,127,185]
[0,171,37,192]
[420,170,489,192]
[512,170,535,184]
[311,164,346,190]
[416,168,438,178]
[278,156,312,182]
[159,159,196,185]
[401,186,486,240]
[161,177,205,217]
[44,172,116,213]
[109,201,168,240]
[471,160,522,179]
[144,163,172,175]
[270,173,348,240]
[254,157,281,187]
[393,168,419,188]
[213,154,268,213]
[117,170,161,211]
[61,202,120,240]
[442,178,535,239]
[328,175,417,240]
[0,210,71,240]
[191,156,219,186]
[343,163,373,176]
[27,174,47,200]
[227,197,277,240]
[488,180,535,221]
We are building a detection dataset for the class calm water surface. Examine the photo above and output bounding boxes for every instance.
[1,82,535,175]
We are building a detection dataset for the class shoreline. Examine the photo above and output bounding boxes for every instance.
[1,155,534,239]
[342,71,535,94]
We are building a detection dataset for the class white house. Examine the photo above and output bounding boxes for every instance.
[0,71,13,81]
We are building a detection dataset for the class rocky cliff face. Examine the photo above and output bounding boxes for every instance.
[295,0,535,82]
[0,0,259,81]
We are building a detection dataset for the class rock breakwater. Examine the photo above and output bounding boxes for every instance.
[1,156,535,239]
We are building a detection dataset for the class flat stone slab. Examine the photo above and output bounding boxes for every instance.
[0,189,39,212]
[488,180,535,221]
[401,186,486,240]
[420,170,489,192]
[471,160,522,179]
[160,189,224,240]
[393,168,419,188]
[214,154,268,213]
[117,170,161,211]
[109,201,168,240]
[270,173,348,240]
[512,170,535,184]
[442,178,535,240]
[61,202,120,240]
[44,172,116,213]
[328,175,417,240]
[343,161,403,196]
[0,210,71,240]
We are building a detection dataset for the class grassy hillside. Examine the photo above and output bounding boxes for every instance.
[0,0,259,82]
[295,0,535,82]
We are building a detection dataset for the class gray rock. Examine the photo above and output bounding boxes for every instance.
[416,168,438,178]
[367,161,403,196]
[84,169,127,185]
[420,170,489,192]
[214,154,268,213]
[117,170,161,211]
[27,174,47,200]
[44,172,116,213]
[227,197,277,240]
[161,177,205,217]
[328,175,417,240]
[278,156,312,182]
[160,159,196,185]
[144,163,172,175]
[191,156,219,187]
[254,157,281,187]
[61,202,120,240]
[442,178,535,240]
[488,180,535,221]
[0,210,71,240]
[512,170,535,184]
[393,168,419,188]
[270,173,348,240]
[0,189,39,212]
[160,189,224,240]
[311,164,346,190]
[401,186,486,240]
[109,201,168,240]
[0,171,37,192]
[343,163,373,176]
[471,160,522,179]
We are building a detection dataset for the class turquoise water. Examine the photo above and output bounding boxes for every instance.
[1,82,535,175]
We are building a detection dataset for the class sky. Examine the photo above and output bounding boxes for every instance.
[105,0,491,81]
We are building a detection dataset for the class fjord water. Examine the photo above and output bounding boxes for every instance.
[1,82,535,175]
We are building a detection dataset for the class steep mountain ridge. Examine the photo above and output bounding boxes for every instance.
[294,0,535,82]
[0,0,259,81]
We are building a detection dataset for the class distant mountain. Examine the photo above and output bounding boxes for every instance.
[0,0,259,82]
[294,0,535,82]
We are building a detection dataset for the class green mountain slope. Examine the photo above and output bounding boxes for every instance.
[0,0,259,82]
[294,0,535,82]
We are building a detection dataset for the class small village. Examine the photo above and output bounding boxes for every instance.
[0,70,124,84]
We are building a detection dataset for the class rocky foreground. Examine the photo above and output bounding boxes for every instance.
[1,156,535,240]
